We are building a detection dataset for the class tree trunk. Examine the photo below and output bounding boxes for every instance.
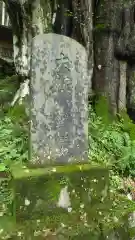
[118,61,127,111]
[3,0,53,78]
[115,3,135,115]
[93,1,122,115]
[3,0,30,77]
[93,1,135,116]
[72,0,93,89]
[5,0,135,117]
[3,0,93,106]
[3,0,54,105]
[127,64,135,121]
[4,0,93,78]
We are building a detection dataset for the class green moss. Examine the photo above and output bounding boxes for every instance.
[11,162,105,179]
[95,23,106,30]
[119,110,135,140]
[12,165,109,221]
[95,95,113,126]
[1,168,135,239]
[7,103,28,124]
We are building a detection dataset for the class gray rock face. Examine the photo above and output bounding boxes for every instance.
[30,33,89,166]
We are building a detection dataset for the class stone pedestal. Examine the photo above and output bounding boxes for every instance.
[1,165,135,239]
[13,165,109,222]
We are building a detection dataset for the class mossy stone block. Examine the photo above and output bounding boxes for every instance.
[12,164,109,223]
[1,165,135,238]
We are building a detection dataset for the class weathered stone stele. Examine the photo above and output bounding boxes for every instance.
[30,33,89,166]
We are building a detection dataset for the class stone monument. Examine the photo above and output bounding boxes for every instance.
[11,34,110,239]
[30,33,89,166]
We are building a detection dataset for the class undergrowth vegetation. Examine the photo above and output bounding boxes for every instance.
[89,96,135,192]
[0,75,28,171]
[89,107,135,191]
[0,115,28,168]
[90,108,135,176]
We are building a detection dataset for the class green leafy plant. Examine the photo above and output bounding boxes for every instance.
[0,115,28,167]
[89,107,135,190]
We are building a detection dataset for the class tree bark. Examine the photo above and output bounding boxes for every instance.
[3,0,31,77]
[93,0,135,115]
[72,0,93,89]
[3,0,53,78]
[118,61,127,111]
[3,0,55,105]
[93,1,122,115]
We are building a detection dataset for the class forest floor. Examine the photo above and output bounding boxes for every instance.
[0,75,135,239]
